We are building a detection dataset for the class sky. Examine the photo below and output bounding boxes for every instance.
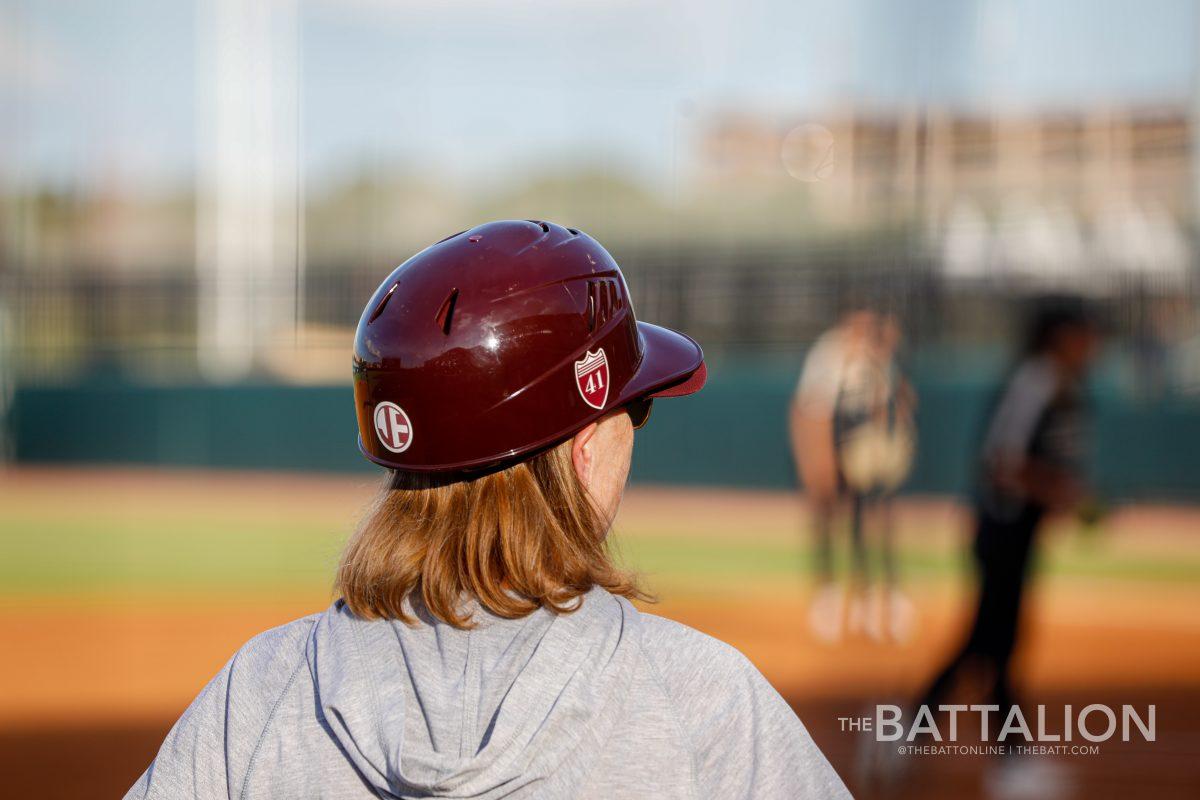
[1,0,1196,192]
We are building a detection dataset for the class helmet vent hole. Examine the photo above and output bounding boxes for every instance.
[367,282,398,324]
[435,287,459,335]
[528,219,550,233]
[590,279,614,326]
[591,280,607,325]
[567,228,580,236]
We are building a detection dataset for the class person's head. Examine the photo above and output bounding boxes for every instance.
[1024,297,1100,378]
[339,221,702,627]
[842,308,877,342]
[833,288,879,344]
[877,313,903,355]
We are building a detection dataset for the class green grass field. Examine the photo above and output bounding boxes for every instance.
[3,470,1198,601]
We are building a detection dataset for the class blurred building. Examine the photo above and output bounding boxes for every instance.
[3,92,1197,383]
[696,104,1191,225]
[696,104,1194,290]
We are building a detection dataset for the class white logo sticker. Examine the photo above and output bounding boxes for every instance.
[373,402,413,453]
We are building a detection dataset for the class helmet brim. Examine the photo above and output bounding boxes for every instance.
[619,321,706,402]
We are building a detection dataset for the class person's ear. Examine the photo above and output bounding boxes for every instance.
[571,422,599,489]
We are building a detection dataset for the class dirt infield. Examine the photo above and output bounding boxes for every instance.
[3,590,1198,799]
[4,587,1198,798]
[2,468,1199,798]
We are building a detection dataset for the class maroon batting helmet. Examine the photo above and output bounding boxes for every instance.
[353,220,706,472]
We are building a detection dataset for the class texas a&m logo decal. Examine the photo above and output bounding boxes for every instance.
[574,349,609,410]
[373,401,413,453]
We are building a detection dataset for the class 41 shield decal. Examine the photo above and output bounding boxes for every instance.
[574,349,609,410]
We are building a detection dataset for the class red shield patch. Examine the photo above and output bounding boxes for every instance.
[574,349,609,410]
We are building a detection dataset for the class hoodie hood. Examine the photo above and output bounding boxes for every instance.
[305,588,638,799]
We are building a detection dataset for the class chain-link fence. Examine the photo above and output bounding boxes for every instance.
[1,238,1196,386]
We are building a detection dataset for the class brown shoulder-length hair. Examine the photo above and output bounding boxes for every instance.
[336,439,648,628]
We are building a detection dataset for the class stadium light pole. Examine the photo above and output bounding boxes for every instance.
[195,0,300,381]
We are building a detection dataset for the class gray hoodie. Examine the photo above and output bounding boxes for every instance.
[126,588,850,799]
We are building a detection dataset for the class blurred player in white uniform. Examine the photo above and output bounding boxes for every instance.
[790,308,916,643]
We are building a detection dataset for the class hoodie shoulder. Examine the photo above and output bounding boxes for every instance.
[632,610,851,800]
[633,611,761,701]
[223,614,323,778]
[232,613,321,671]
[224,613,322,727]
[124,612,322,800]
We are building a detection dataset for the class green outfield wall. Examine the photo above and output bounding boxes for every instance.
[8,358,1200,501]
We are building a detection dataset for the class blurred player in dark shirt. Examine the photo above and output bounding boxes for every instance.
[916,299,1100,743]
